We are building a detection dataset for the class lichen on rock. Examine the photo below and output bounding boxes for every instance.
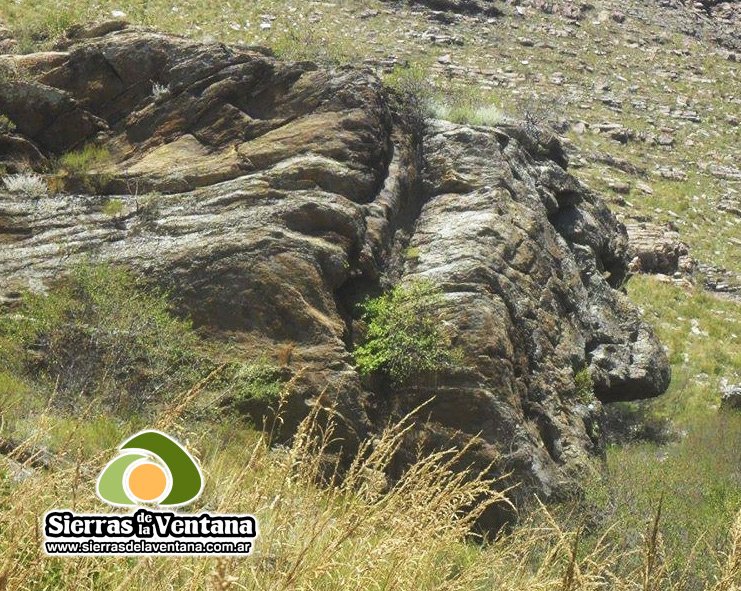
[0,26,671,528]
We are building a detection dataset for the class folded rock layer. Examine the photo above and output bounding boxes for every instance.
[0,28,670,527]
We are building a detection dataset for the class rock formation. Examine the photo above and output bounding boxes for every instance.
[0,27,671,526]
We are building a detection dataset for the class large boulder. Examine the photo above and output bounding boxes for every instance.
[0,27,670,527]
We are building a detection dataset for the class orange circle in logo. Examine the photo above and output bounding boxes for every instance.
[128,463,167,502]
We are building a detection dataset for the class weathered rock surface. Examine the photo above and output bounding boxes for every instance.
[0,28,670,525]
[625,221,694,276]
[720,382,741,412]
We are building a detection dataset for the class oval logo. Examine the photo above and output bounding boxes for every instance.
[97,430,203,507]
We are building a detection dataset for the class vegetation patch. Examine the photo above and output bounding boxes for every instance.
[101,198,124,217]
[272,26,359,65]
[0,115,16,133]
[217,360,286,413]
[354,280,461,385]
[55,144,112,193]
[572,367,595,404]
[0,261,201,409]
[1,173,48,198]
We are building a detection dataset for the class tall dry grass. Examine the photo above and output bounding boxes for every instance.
[0,388,738,591]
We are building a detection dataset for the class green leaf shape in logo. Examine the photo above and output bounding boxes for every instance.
[97,453,145,505]
[97,430,203,507]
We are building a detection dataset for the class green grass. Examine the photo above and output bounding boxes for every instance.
[101,198,124,216]
[216,360,286,413]
[53,144,113,193]
[0,393,737,591]
[567,276,741,584]
[0,2,739,588]
[58,144,111,174]
[627,276,741,421]
[0,261,202,410]
[582,413,741,583]
[572,367,595,404]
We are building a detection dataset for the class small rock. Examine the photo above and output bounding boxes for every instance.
[720,382,741,412]
[636,182,654,195]
[608,182,631,194]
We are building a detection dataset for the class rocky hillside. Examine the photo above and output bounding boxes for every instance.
[0,26,674,525]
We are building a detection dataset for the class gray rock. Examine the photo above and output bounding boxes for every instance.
[0,29,671,529]
[720,383,741,411]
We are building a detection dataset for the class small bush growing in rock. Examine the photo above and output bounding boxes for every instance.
[58,144,110,174]
[102,198,124,216]
[354,280,460,385]
[0,114,16,133]
[221,360,286,408]
[56,144,112,193]
[151,82,169,102]
[573,367,595,404]
[2,172,48,198]
[384,65,433,137]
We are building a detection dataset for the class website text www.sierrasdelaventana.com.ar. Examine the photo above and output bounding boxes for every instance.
[44,509,257,556]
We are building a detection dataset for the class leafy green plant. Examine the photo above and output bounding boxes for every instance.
[353,280,460,385]
[0,115,16,133]
[220,360,285,410]
[573,367,595,404]
[0,261,200,408]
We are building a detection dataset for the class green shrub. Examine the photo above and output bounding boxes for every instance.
[102,198,124,217]
[353,280,460,385]
[58,144,110,174]
[404,246,420,260]
[0,115,16,133]
[384,65,434,135]
[56,144,112,193]
[573,367,595,404]
[0,262,200,408]
[219,360,286,413]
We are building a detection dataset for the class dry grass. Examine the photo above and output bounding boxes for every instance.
[2,172,48,197]
[0,384,738,591]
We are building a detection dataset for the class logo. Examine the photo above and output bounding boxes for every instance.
[97,430,203,507]
[43,430,257,557]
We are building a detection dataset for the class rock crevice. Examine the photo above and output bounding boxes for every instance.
[0,28,670,524]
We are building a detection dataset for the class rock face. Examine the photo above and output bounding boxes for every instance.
[0,28,670,526]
